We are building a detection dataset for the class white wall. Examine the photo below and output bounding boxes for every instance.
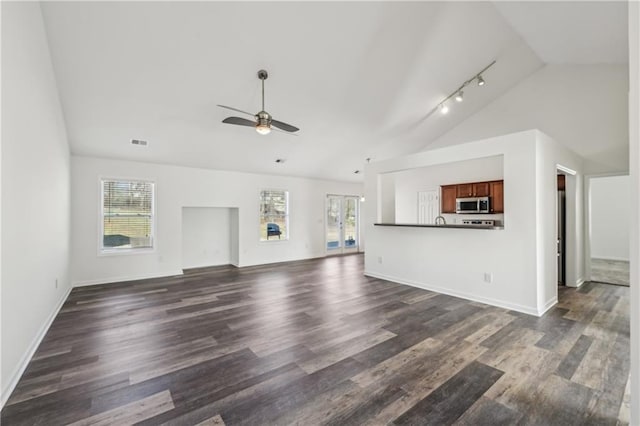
[428,64,628,175]
[71,156,363,285]
[588,175,630,261]
[535,133,584,315]
[379,174,396,223]
[1,2,71,406]
[364,130,584,316]
[628,2,639,423]
[389,155,503,224]
[181,207,235,269]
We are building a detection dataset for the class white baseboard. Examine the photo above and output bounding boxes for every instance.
[592,256,630,262]
[364,270,541,316]
[1,286,72,409]
[539,297,558,316]
[182,262,233,270]
[72,270,184,287]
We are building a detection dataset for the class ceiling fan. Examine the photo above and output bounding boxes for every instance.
[218,70,300,135]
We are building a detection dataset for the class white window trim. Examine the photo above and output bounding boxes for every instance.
[259,188,290,242]
[98,177,157,256]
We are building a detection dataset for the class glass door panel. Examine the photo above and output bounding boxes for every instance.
[343,196,358,253]
[326,195,359,255]
[326,196,342,252]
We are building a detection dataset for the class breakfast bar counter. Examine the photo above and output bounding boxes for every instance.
[374,223,504,230]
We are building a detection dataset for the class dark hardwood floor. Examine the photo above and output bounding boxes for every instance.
[1,254,630,425]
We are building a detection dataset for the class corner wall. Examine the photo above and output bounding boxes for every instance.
[1,2,71,406]
[535,132,584,313]
[71,156,363,285]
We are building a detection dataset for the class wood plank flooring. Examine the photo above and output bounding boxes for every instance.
[591,258,630,287]
[1,254,630,425]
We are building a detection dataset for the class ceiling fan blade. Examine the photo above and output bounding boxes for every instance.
[222,116,256,127]
[272,127,298,137]
[271,119,300,133]
[217,105,255,117]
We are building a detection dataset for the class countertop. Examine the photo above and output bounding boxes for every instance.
[374,223,504,230]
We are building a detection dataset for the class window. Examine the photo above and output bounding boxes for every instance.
[101,179,154,252]
[259,189,288,241]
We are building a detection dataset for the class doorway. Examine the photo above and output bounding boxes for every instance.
[326,195,359,255]
[557,174,567,285]
[587,175,630,286]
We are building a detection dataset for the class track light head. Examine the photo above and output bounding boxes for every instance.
[439,103,449,115]
[477,75,485,86]
[455,91,464,102]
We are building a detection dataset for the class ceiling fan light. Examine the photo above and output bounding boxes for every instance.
[256,123,271,135]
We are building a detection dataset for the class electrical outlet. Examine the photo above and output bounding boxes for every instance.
[484,273,493,283]
[377,256,383,264]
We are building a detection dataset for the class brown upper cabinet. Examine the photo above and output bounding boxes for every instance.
[456,181,490,198]
[557,174,566,191]
[441,185,457,213]
[489,180,504,213]
[441,179,504,214]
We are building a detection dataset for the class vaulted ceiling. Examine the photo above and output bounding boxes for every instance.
[40,1,628,183]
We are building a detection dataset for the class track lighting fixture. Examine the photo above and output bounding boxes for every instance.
[429,60,496,118]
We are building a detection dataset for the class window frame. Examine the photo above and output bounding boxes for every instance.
[98,177,157,256]
[259,188,290,242]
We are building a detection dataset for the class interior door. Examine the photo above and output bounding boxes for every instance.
[326,195,359,255]
[418,191,439,224]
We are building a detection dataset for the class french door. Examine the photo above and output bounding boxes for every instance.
[326,195,359,255]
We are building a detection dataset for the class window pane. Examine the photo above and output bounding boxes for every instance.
[102,180,154,250]
[260,190,288,241]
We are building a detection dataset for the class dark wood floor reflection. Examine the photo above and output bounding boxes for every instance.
[1,254,630,425]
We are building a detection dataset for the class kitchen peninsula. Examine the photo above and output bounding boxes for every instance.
[364,130,585,317]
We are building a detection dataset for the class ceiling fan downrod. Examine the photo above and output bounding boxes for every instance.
[258,69,268,112]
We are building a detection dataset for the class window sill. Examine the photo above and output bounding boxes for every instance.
[98,247,156,257]
[259,239,290,244]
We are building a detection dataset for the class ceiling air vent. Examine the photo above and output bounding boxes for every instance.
[131,139,148,146]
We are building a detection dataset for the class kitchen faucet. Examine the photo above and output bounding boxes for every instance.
[434,215,446,225]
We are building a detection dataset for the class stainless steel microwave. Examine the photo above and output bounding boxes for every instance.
[456,197,490,214]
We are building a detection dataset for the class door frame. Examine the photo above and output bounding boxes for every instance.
[325,194,360,256]
[584,172,630,283]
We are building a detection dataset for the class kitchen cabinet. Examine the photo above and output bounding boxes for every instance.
[489,180,504,213]
[441,179,504,214]
[557,174,566,190]
[456,182,489,197]
[456,183,473,197]
[473,182,490,197]
[441,185,457,213]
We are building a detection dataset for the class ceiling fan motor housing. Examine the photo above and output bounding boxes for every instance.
[256,110,272,126]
